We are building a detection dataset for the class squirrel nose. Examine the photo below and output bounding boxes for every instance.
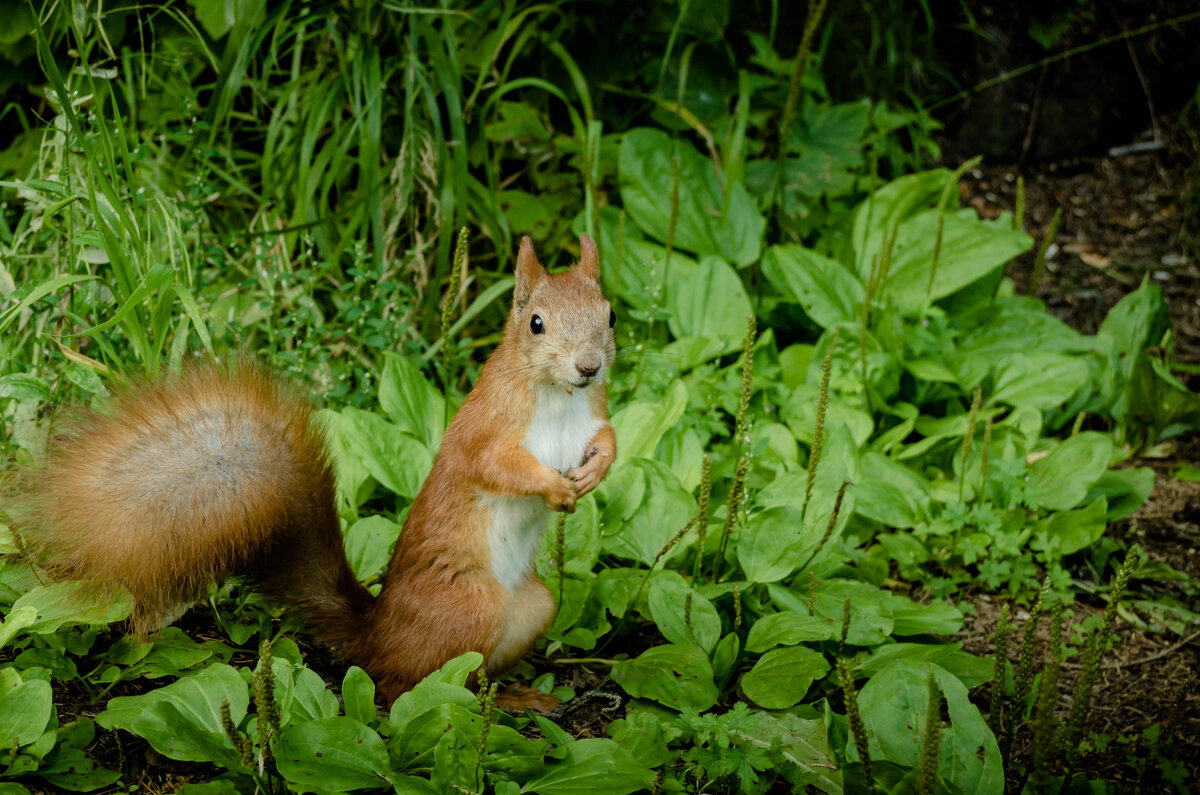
[575,352,601,379]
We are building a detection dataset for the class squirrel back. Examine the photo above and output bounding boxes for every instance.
[9,359,372,655]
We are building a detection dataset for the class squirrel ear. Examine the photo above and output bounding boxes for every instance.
[514,236,545,306]
[577,234,600,281]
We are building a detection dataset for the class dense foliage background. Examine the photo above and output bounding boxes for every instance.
[1,0,1198,792]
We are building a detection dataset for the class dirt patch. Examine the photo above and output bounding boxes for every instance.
[962,594,1200,793]
[959,113,1200,382]
[955,113,1200,790]
[1125,440,1200,581]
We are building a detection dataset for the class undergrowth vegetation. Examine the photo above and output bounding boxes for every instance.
[1,1,1198,793]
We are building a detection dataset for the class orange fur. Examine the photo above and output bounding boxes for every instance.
[363,234,616,695]
[8,235,616,703]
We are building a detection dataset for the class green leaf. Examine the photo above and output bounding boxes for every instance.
[0,607,37,651]
[711,632,741,681]
[0,678,53,747]
[185,0,264,39]
[426,651,485,686]
[585,207,699,312]
[521,738,656,795]
[788,102,869,190]
[539,496,600,588]
[606,711,676,769]
[740,646,830,709]
[956,297,1086,358]
[1034,497,1107,557]
[392,704,482,774]
[851,452,931,529]
[661,335,727,371]
[34,746,121,791]
[0,0,35,47]
[316,407,372,506]
[98,664,249,767]
[610,380,688,462]
[619,127,764,265]
[667,256,753,354]
[1097,278,1171,380]
[1026,432,1114,511]
[0,375,50,402]
[647,571,721,653]
[773,580,893,646]
[762,244,865,328]
[324,407,432,501]
[781,390,874,449]
[277,717,390,792]
[737,506,810,583]
[658,426,705,492]
[112,627,232,680]
[388,654,481,735]
[483,724,552,780]
[852,169,950,269]
[601,459,695,567]
[285,666,341,725]
[0,275,97,337]
[132,701,244,769]
[855,661,1003,795]
[888,598,963,636]
[745,612,835,653]
[344,516,401,581]
[498,189,561,237]
[728,711,843,795]
[10,581,132,634]
[779,344,815,389]
[342,667,376,726]
[612,644,718,711]
[1086,467,1154,520]
[379,353,445,450]
[882,209,1031,306]
[431,722,479,793]
[988,351,1089,410]
[855,643,992,688]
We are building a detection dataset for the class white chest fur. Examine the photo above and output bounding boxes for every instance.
[485,385,605,593]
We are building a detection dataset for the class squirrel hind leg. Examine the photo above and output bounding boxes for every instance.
[485,574,555,676]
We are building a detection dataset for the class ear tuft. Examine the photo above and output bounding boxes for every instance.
[514,236,545,306]
[577,233,600,281]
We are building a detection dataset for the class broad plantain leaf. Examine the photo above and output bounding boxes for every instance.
[1026,432,1113,511]
[763,244,864,328]
[619,127,764,265]
[855,661,1002,795]
[277,717,390,792]
[740,646,830,709]
[521,738,656,795]
[612,644,718,711]
[667,255,753,354]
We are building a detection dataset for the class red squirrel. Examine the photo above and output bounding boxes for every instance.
[10,234,616,701]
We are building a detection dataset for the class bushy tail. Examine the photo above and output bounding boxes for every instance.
[7,358,373,655]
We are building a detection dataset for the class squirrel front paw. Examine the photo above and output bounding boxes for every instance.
[542,473,578,513]
[565,444,613,498]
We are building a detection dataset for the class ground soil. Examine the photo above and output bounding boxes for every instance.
[956,114,1200,792]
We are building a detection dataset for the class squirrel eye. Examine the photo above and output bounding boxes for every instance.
[609,309,616,328]
[530,314,544,335]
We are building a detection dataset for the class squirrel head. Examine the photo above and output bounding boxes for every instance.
[509,234,616,390]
